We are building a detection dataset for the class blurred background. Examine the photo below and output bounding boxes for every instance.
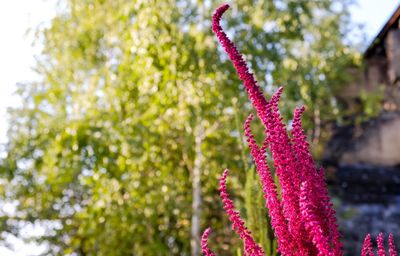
[0,0,400,255]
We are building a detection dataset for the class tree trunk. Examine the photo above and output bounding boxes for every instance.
[191,124,204,256]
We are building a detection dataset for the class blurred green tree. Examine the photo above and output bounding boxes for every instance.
[0,0,360,255]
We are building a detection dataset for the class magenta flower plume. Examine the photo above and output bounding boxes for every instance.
[299,181,334,256]
[291,107,342,254]
[213,6,303,247]
[215,5,300,243]
[243,114,293,255]
[377,233,386,256]
[389,233,398,256]
[201,228,216,256]
[264,89,303,248]
[219,169,265,256]
[362,234,374,256]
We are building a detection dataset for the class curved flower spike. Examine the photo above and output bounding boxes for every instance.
[212,4,269,123]
[201,227,216,256]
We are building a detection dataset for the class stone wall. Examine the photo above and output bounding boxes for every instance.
[329,165,400,255]
[324,111,400,167]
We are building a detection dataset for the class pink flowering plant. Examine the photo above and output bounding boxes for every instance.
[202,4,398,256]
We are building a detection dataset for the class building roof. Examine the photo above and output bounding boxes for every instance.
[364,4,400,58]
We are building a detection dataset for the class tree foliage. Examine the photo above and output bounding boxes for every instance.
[0,0,360,255]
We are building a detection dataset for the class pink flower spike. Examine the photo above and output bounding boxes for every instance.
[201,228,216,256]
[269,87,283,113]
[389,233,398,256]
[299,181,333,256]
[264,91,304,251]
[291,107,342,255]
[362,234,374,256]
[219,169,265,256]
[243,114,293,255]
[212,4,269,123]
[377,233,386,256]
[213,6,302,238]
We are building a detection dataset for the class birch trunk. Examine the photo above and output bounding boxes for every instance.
[191,124,204,256]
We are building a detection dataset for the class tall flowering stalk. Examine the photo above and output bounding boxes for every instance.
[204,3,342,255]
[202,3,399,256]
